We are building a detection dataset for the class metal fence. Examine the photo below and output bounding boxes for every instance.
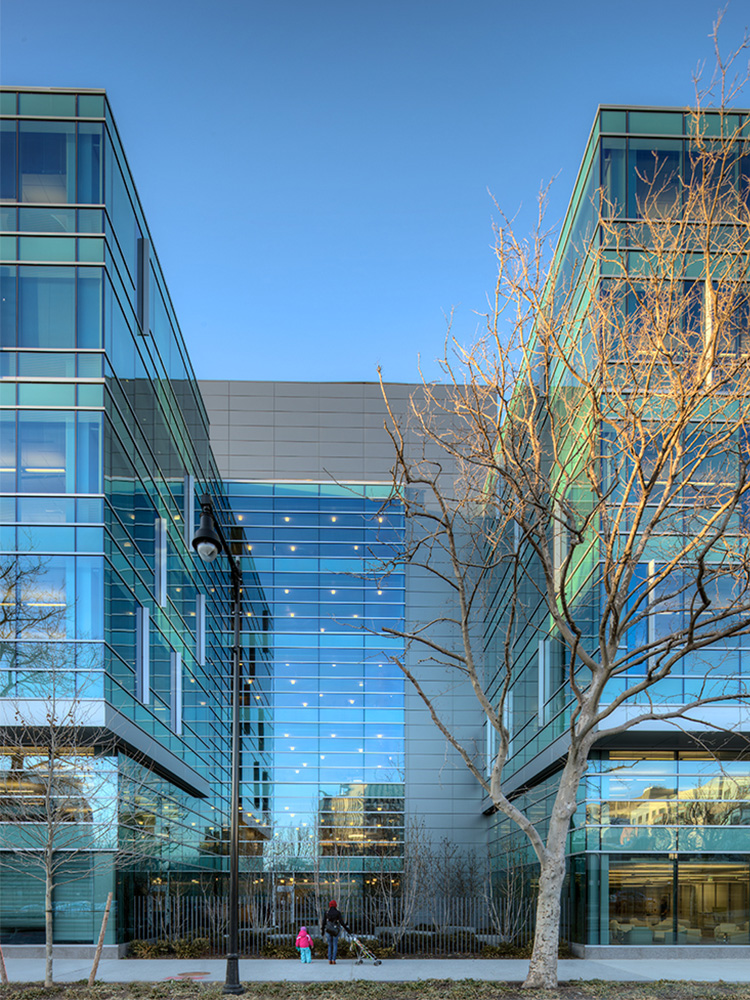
[133,893,542,956]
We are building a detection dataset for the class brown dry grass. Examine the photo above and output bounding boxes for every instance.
[1,981,749,1000]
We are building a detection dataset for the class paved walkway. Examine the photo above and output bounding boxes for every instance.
[4,956,750,984]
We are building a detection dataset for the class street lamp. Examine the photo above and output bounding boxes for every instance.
[192,493,244,995]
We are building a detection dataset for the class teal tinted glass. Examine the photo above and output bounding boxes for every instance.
[77,94,105,118]
[18,382,76,406]
[77,209,103,233]
[0,92,16,114]
[77,383,103,407]
[0,236,16,258]
[629,111,683,135]
[19,92,76,117]
[19,236,76,262]
[77,238,104,262]
[19,207,76,233]
[600,110,626,132]
[0,208,17,230]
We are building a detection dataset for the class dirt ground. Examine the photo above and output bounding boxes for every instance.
[1,981,749,1000]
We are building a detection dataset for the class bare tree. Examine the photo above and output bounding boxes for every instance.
[0,648,157,986]
[378,28,750,989]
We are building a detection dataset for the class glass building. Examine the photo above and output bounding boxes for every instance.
[486,105,750,954]
[0,87,269,949]
[200,380,486,902]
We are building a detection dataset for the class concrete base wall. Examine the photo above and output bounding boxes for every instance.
[1,944,126,960]
[572,942,750,959]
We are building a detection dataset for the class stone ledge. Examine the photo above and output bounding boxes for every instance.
[573,942,750,959]
[1,944,126,960]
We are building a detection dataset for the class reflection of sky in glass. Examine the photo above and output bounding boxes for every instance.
[226,484,405,863]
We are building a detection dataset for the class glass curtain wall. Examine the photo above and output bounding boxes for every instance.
[225,482,405,901]
[0,88,244,945]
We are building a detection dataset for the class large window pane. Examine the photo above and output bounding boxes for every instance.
[18,411,75,493]
[19,122,75,203]
[0,121,17,200]
[77,269,103,348]
[77,123,103,204]
[0,266,17,347]
[18,266,75,348]
[628,138,682,218]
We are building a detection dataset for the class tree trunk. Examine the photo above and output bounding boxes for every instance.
[523,846,567,988]
[45,871,54,987]
[0,940,8,984]
[523,758,583,989]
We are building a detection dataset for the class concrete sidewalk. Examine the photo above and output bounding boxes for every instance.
[4,956,750,984]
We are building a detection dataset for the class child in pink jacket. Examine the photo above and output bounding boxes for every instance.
[296,925,314,963]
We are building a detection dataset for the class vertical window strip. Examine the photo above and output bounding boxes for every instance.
[184,473,195,549]
[538,639,550,725]
[170,649,182,735]
[196,593,206,666]
[136,605,150,704]
[155,517,167,607]
[137,237,150,335]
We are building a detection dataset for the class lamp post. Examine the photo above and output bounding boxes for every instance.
[192,493,244,995]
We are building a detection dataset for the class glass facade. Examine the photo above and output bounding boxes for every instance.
[486,105,750,950]
[0,88,268,945]
[225,482,406,894]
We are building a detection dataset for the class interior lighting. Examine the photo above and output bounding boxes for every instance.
[290,545,296,552]
[284,589,290,594]
[377,590,383,596]
[331,516,337,522]
[330,589,336,594]
[302,701,308,707]
[284,517,290,522]
[290,679,296,684]
[354,545,359,550]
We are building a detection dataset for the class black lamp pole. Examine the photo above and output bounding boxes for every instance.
[192,493,244,995]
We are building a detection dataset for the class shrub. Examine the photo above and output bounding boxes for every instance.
[173,936,211,958]
[128,939,172,959]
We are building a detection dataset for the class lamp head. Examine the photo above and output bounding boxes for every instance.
[192,496,223,563]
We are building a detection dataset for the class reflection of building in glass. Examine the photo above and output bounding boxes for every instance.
[318,782,404,857]
[0,87,270,951]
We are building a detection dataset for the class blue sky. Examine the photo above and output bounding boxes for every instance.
[1,0,748,382]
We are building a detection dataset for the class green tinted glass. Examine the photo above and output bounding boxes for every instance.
[19,92,76,117]
[629,111,683,135]
[77,94,105,118]
[19,236,76,262]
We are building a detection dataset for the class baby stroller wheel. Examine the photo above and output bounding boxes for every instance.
[356,958,363,965]
[374,959,382,966]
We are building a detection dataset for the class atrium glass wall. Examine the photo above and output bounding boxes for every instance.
[225,482,405,899]
[0,88,261,945]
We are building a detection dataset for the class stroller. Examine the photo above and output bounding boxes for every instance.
[350,934,382,966]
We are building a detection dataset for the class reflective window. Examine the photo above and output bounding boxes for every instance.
[19,266,75,348]
[19,122,75,203]
[18,411,75,493]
